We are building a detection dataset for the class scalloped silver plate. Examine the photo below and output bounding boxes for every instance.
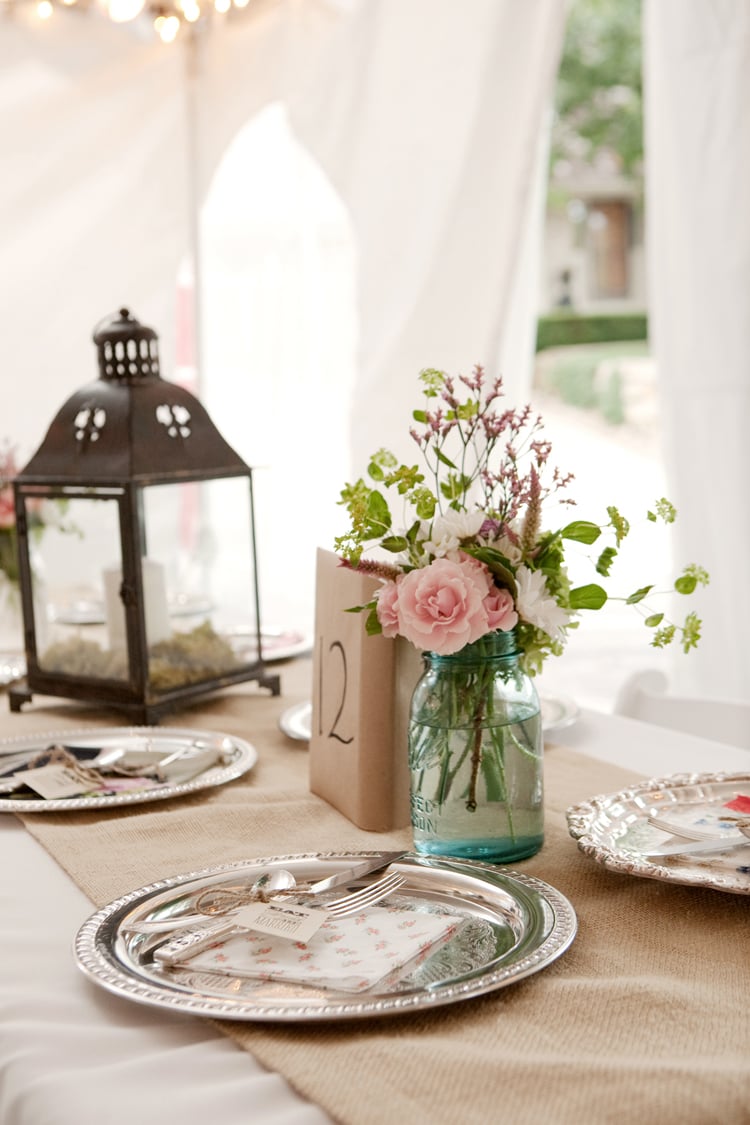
[0,726,257,812]
[567,770,750,895]
[74,853,577,1022]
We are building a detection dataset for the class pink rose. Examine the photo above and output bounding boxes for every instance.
[0,486,14,530]
[395,557,489,655]
[484,586,519,632]
[375,580,400,638]
[457,551,493,593]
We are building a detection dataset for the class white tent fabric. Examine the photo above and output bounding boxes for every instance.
[0,0,565,631]
[644,0,750,704]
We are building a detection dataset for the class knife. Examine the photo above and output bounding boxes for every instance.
[638,836,750,859]
[305,851,409,894]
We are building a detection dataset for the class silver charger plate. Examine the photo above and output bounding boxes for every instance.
[0,726,257,813]
[567,770,750,895]
[279,695,580,744]
[74,852,577,1022]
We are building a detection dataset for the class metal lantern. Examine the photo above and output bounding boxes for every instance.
[10,308,279,722]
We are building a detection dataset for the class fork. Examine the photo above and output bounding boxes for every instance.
[648,814,749,842]
[324,870,406,917]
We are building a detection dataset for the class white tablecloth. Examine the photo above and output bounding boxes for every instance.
[0,703,747,1125]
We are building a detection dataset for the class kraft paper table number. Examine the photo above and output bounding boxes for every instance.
[310,549,421,831]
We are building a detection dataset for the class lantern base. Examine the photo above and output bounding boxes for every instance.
[8,667,282,725]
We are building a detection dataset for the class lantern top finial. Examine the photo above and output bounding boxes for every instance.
[93,308,161,383]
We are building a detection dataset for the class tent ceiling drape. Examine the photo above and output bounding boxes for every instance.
[2,0,565,630]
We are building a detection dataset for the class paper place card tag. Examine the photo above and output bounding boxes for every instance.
[18,763,100,799]
[232,901,327,944]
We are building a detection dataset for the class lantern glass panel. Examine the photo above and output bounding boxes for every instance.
[30,490,130,682]
[140,477,257,696]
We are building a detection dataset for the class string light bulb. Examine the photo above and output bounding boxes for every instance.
[22,0,260,39]
[107,0,146,20]
[178,0,200,20]
[154,11,179,39]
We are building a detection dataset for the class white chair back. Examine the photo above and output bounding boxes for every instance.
[614,670,750,750]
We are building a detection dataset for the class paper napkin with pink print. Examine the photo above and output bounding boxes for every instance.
[189,903,460,993]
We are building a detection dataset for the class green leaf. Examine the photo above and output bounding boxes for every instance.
[626,585,653,605]
[647,510,656,522]
[365,490,391,533]
[644,613,664,628]
[674,574,697,595]
[462,545,517,598]
[415,493,435,519]
[595,546,617,576]
[410,487,435,520]
[434,448,457,470]
[367,461,384,482]
[412,409,428,423]
[560,520,601,545]
[365,607,383,636]
[569,584,608,610]
[381,535,408,552]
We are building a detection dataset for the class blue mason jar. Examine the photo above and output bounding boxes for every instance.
[408,629,543,863]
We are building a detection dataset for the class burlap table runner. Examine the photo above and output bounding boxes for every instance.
[13,663,750,1125]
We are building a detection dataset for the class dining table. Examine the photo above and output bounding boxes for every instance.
[1,653,748,1125]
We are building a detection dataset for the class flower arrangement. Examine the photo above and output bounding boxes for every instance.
[335,366,708,673]
[334,366,708,861]
[0,441,72,585]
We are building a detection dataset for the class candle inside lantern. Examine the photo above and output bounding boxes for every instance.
[103,558,171,650]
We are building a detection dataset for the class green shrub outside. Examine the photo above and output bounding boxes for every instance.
[536,312,647,352]
[536,339,649,426]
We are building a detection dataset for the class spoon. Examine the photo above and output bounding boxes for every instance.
[122,868,297,934]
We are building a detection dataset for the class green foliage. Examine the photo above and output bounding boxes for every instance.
[595,546,617,576]
[626,585,653,605]
[561,520,601,545]
[651,624,676,649]
[569,584,608,610]
[334,365,708,669]
[607,505,630,544]
[647,498,677,524]
[552,0,643,176]
[598,368,626,425]
[462,545,518,599]
[536,314,648,352]
[681,612,702,652]
[674,565,710,595]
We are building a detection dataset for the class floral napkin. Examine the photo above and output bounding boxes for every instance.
[188,903,461,993]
